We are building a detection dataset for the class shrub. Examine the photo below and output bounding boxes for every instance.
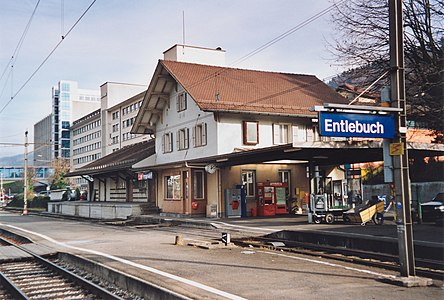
[7,194,49,210]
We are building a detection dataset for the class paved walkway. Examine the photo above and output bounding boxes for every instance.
[1,210,443,299]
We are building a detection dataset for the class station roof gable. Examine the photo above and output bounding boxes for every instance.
[132,60,349,134]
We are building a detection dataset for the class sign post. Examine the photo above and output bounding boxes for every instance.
[389,0,415,278]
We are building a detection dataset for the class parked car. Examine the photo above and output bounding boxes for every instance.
[420,192,444,223]
[38,191,51,198]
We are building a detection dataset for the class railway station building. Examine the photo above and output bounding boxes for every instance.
[64,45,444,220]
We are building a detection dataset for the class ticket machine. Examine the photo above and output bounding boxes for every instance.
[256,182,288,217]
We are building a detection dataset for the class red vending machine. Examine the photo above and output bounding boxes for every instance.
[257,183,275,217]
[256,182,288,217]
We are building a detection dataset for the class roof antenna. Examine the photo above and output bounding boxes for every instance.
[182,10,185,54]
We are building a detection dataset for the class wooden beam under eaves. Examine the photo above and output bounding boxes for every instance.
[151,92,169,98]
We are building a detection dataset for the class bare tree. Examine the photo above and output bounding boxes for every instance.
[329,0,443,142]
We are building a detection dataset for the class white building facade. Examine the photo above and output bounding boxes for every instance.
[52,80,100,160]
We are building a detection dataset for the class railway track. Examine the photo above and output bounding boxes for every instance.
[232,235,444,280]
[144,222,443,280]
[0,237,125,300]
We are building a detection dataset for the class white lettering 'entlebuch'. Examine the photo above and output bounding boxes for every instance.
[324,119,384,134]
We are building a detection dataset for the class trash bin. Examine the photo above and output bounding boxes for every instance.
[251,207,257,217]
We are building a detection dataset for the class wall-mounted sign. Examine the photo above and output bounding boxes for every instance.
[319,112,395,139]
[138,172,153,180]
[389,142,404,156]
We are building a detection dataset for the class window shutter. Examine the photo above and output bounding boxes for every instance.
[176,95,179,112]
[169,133,173,151]
[202,123,207,146]
[176,131,180,149]
[192,126,196,147]
[162,134,165,152]
[185,128,189,149]
[184,93,187,110]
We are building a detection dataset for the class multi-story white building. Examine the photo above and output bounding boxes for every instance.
[100,82,147,156]
[71,109,102,168]
[69,82,148,187]
[52,80,100,159]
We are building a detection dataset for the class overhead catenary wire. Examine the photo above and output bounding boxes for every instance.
[0,0,97,115]
[230,0,347,66]
[0,0,41,84]
[182,0,347,93]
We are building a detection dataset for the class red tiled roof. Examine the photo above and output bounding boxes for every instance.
[161,60,348,116]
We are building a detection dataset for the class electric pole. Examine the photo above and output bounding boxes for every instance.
[389,0,415,277]
[23,130,29,215]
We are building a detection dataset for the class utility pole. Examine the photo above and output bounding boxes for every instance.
[389,0,415,277]
[23,130,29,215]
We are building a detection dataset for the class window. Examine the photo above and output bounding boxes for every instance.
[193,170,204,199]
[61,130,70,139]
[177,92,187,112]
[177,128,189,150]
[243,121,259,145]
[292,125,307,143]
[273,123,290,144]
[278,170,291,198]
[241,170,256,197]
[112,123,119,132]
[61,82,70,91]
[162,132,173,153]
[62,121,70,129]
[165,175,181,200]
[112,111,119,120]
[193,123,207,147]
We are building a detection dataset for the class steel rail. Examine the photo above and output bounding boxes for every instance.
[233,236,444,280]
[0,270,28,300]
[0,237,124,300]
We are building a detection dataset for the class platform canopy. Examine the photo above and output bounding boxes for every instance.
[132,140,444,170]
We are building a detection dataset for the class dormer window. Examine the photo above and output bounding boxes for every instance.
[177,92,187,112]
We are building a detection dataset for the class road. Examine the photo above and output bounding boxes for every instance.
[0,210,442,299]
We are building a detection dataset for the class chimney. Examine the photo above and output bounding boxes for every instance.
[163,44,226,66]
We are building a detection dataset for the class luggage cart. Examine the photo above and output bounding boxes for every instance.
[343,199,385,225]
[310,194,350,224]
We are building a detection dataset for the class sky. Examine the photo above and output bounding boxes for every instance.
[0,0,345,158]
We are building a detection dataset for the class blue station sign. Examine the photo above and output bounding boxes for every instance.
[319,112,395,139]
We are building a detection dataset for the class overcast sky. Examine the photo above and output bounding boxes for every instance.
[0,0,344,158]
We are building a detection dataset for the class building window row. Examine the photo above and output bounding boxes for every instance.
[122,132,139,141]
[73,142,101,156]
[122,117,136,128]
[111,136,119,145]
[73,153,101,165]
[79,95,100,102]
[122,101,143,116]
[73,120,101,136]
[73,130,101,146]
[162,123,207,153]
[112,111,120,120]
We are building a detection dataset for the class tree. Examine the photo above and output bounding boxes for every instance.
[49,158,71,190]
[329,0,443,142]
